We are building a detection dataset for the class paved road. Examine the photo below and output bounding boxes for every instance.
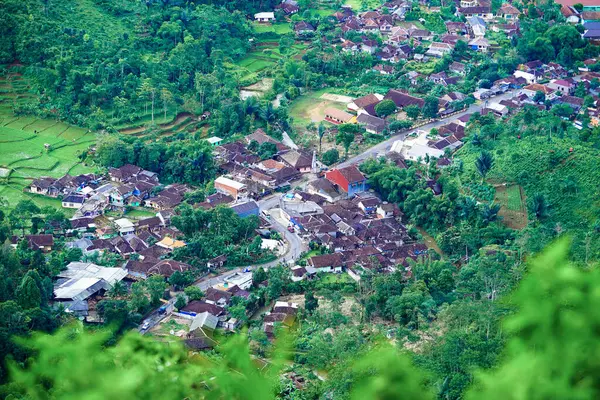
[338,89,519,168]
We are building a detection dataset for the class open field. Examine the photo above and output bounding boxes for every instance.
[288,90,353,128]
[252,21,293,35]
[495,184,528,229]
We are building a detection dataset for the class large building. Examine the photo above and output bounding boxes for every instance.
[325,165,368,197]
[215,176,247,200]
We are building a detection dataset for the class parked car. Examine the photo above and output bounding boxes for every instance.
[142,322,150,330]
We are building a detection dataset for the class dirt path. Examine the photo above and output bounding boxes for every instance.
[417,227,445,256]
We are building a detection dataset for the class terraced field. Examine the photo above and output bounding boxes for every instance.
[0,71,97,209]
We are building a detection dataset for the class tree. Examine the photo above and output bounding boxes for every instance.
[160,88,173,121]
[404,104,421,121]
[533,91,546,104]
[336,124,361,158]
[184,286,203,301]
[317,122,327,154]
[475,151,494,181]
[16,275,41,309]
[530,193,549,220]
[375,99,397,119]
[146,276,167,305]
[258,142,278,160]
[252,267,268,287]
[321,148,339,166]
[422,96,439,119]
[305,290,319,314]
[175,294,187,310]
[168,271,194,291]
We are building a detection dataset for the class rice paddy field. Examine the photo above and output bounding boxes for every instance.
[0,71,97,209]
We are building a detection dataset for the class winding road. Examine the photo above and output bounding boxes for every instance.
[338,89,519,168]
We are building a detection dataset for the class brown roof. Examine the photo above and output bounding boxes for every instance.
[26,234,54,248]
[205,287,232,304]
[147,259,191,277]
[353,94,381,109]
[384,90,425,108]
[182,300,225,316]
[338,165,366,183]
[309,253,344,269]
[325,108,354,122]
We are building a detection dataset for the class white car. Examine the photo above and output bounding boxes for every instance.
[142,322,150,330]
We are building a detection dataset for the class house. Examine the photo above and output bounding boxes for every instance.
[468,37,490,52]
[147,259,191,278]
[324,108,355,124]
[114,218,135,236]
[446,21,468,35]
[108,164,141,183]
[205,136,223,147]
[24,234,54,252]
[230,200,260,218]
[205,287,232,307]
[222,271,253,290]
[426,42,454,57]
[254,12,275,22]
[294,21,315,35]
[561,4,581,23]
[279,150,312,173]
[450,61,468,75]
[460,5,493,20]
[547,79,576,95]
[467,16,487,36]
[373,64,395,75]
[486,102,509,117]
[497,3,520,19]
[215,176,247,200]
[325,165,368,197]
[62,193,85,209]
[357,113,386,134]
[308,253,344,273]
[29,177,59,197]
[384,89,425,109]
[377,203,395,219]
[279,0,299,15]
[156,236,186,251]
[307,178,345,203]
[348,94,383,113]
[522,83,556,100]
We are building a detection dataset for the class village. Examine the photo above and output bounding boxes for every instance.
[16,0,600,353]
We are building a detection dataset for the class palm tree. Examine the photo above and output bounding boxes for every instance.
[317,123,327,154]
[475,151,494,182]
[530,193,549,220]
[259,103,276,131]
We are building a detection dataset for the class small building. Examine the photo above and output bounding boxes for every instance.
[62,193,86,209]
[254,12,275,22]
[468,37,490,52]
[325,165,368,197]
[205,136,223,147]
[215,176,247,200]
[324,108,355,125]
[357,113,386,134]
[230,200,260,218]
[308,253,344,273]
[24,234,54,252]
[114,218,135,236]
[156,236,186,251]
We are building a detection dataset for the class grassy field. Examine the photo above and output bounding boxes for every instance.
[0,73,97,209]
[288,89,351,128]
[252,21,293,35]
[495,184,528,230]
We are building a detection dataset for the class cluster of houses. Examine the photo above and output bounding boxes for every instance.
[212,128,315,199]
[333,0,524,66]
[254,164,431,282]
[28,164,187,217]
[330,88,468,135]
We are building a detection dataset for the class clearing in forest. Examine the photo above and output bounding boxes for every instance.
[494,184,528,229]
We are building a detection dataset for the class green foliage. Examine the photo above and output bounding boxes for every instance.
[321,148,339,166]
[374,99,397,118]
